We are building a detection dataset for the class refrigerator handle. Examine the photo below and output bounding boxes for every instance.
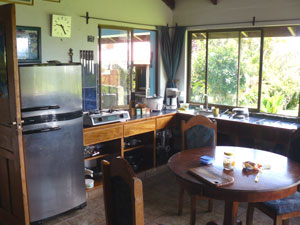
[23,126,61,135]
[22,105,60,112]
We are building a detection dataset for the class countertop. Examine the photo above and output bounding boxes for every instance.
[178,109,300,130]
[84,109,299,130]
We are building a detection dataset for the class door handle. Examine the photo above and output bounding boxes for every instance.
[21,105,60,112]
[22,126,61,135]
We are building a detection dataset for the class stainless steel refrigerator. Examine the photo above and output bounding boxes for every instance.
[19,64,86,223]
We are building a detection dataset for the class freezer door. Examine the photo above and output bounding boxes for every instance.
[23,117,86,222]
[19,64,82,118]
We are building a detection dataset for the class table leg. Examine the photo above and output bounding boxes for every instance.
[206,201,242,225]
[224,201,240,225]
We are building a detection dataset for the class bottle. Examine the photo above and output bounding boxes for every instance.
[223,152,235,170]
[129,92,136,116]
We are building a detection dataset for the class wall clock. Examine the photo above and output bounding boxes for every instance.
[52,14,71,38]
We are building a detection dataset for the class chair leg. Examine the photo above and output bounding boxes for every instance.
[207,199,213,212]
[190,196,197,225]
[246,204,254,225]
[178,187,184,215]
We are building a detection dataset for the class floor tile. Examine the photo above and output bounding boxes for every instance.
[43,170,300,225]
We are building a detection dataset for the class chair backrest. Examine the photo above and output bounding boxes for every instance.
[102,157,144,225]
[181,115,217,151]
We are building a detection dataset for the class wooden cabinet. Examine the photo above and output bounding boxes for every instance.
[83,124,123,146]
[124,119,155,137]
[156,115,176,130]
[83,113,176,192]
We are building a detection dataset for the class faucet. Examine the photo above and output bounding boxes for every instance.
[202,94,209,111]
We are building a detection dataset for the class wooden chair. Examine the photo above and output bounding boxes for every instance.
[102,157,144,225]
[246,191,300,225]
[178,115,217,225]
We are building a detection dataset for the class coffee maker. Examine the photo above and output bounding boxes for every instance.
[166,88,181,110]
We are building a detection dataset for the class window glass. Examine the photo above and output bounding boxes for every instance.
[207,32,239,106]
[239,30,261,108]
[132,29,156,98]
[190,32,206,103]
[262,27,300,116]
[100,28,130,109]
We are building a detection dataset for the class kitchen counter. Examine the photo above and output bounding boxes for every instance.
[126,109,177,122]
[177,109,300,156]
[178,109,300,130]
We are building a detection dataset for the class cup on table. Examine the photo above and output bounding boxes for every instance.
[213,107,219,117]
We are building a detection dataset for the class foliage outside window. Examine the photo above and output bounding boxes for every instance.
[188,26,300,117]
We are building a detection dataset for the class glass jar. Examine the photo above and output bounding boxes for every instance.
[223,152,235,170]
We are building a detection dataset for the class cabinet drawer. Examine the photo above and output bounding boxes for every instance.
[83,125,123,146]
[156,116,176,130]
[124,120,155,137]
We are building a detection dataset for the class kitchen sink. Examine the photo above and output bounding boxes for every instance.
[195,110,213,116]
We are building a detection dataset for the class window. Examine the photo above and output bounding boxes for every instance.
[262,27,300,117]
[99,26,157,109]
[188,26,300,117]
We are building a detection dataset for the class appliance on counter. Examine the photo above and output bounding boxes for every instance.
[19,64,86,223]
[166,88,181,110]
[83,109,130,127]
[146,96,164,111]
[232,107,249,119]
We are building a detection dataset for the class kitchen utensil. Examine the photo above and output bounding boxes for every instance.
[232,108,249,119]
[146,96,164,111]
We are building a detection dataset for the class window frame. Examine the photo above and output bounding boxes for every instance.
[98,25,158,110]
[187,26,300,118]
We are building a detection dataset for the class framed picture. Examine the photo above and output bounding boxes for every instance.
[43,0,60,2]
[16,26,41,63]
[0,0,33,5]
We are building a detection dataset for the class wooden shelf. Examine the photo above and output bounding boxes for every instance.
[123,145,144,153]
[86,177,102,192]
[84,153,110,161]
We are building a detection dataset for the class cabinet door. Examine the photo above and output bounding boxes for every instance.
[83,124,123,146]
[156,115,176,130]
[124,120,155,137]
[0,4,29,225]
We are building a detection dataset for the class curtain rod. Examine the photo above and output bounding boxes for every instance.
[81,12,300,29]
[81,12,163,27]
[186,17,300,28]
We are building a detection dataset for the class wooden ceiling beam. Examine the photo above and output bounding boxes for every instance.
[162,0,175,10]
[211,0,220,5]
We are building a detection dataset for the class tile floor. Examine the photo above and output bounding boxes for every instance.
[43,167,300,225]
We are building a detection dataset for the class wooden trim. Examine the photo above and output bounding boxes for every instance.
[84,153,110,161]
[186,31,192,102]
[205,32,209,98]
[153,129,156,167]
[257,29,264,112]
[123,145,144,153]
[162,0,175,9]
[237,32,241,106]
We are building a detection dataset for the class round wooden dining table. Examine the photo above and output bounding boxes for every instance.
[168,146,300,225]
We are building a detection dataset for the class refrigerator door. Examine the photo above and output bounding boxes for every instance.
[19,64,82,118]
[23,117,86,222]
